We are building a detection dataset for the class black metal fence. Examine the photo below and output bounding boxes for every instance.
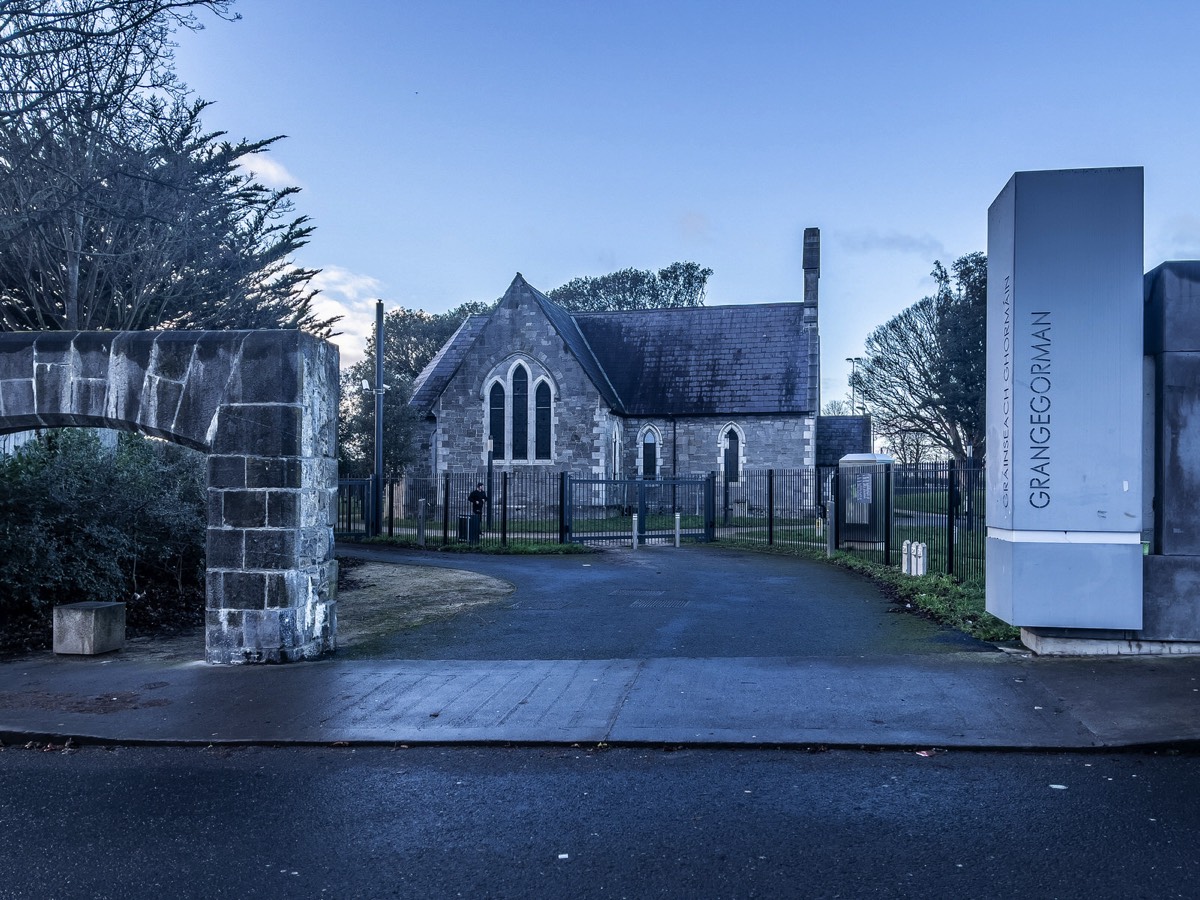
[336,460,987,582]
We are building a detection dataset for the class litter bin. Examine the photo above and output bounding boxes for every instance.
[458,514,480,543]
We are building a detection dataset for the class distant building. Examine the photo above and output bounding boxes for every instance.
[408,228,869,478]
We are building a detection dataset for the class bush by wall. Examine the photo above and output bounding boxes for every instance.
[0,430,206,652]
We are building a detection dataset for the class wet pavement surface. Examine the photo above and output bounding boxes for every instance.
[1,543,1199,749]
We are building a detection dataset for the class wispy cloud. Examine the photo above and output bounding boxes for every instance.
[236,153,302,189]
[309,266,386,367]
[839,229,946,261]
[1151,215,1200,262]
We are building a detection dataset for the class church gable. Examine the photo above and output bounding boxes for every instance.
[424,275,614,474]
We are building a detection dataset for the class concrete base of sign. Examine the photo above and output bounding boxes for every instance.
[987,536,1143,630]
[53,602,125,655]
[1021,628,1200,656]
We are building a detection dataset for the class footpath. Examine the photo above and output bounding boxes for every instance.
[1,544,1198,750]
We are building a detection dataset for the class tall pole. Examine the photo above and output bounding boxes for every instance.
[486,437,494,529]
[373,299,385,536]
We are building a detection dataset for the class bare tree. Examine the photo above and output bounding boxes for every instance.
[850,264,985,462]
[0,0,234,123]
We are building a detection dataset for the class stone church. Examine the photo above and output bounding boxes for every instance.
[409,228,864,480]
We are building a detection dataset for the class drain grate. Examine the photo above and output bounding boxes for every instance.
[629,597,690,609]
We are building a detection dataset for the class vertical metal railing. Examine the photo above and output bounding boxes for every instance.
[335,460,987,583]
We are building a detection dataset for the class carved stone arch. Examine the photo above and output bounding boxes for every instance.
[0,331,339,664]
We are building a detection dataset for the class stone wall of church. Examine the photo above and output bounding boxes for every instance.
[617,415,816,478]
[424,297,612,477]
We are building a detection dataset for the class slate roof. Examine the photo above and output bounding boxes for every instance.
[409,274,817,418]
[574,304,815,416]
[409,314,489,414]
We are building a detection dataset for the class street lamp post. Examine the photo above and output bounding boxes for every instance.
[373,301,385,535]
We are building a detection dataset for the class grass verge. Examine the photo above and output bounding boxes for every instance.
[737,541,1019,643]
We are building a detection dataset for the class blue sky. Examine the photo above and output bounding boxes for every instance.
[174,1,1200,403]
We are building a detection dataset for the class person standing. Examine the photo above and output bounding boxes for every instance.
[467,482,488,542]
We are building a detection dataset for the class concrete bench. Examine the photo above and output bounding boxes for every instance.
[53,602,126,655]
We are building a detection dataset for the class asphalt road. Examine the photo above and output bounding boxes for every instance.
[2,744,1197,899]
[338,544,990,660]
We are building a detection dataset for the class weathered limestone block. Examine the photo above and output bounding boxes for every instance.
[53,602,126,655]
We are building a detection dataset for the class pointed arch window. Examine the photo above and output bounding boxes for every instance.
[724,427,741,483]
[642,429,658,480]
[489,383,506,460]
[512,365,529,460]
[535,382,552,460]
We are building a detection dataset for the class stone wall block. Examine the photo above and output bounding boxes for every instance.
[105,336,152,427]
[267,490,300,527]
[149,332,197,382]
[70,378,108,421]
[222,571,267,609]
[248,456,302,489]
[205,571,225,609]
[0,379,34,422]
[244,528,299,570]
[208,455,247,489]
[234,331,300,402]
[71,333,115,379]
[145,376,184,435]
[206,528,245,569]
[212,403,303,456]
[298,526,331,566]
[221,490,267,528]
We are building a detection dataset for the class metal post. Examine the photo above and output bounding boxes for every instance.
[417,498,426,547]
[883,463,893,567]
[442,473,451,546]
[767,469,775,546]
[372,300,385,536]
[632,513,639,549]
[559,472,568,544]
[387,478,395,537]
[486,437,494,529]
[705,472,716,542]
[501,471,508,547]
[946,458,957,577]
[675,512,681,548]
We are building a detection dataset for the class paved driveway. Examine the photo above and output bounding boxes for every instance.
[337,543,992,660]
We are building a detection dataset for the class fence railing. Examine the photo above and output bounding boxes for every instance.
[336,461,987,582]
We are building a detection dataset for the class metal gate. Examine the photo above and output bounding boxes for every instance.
[565,475,715,544]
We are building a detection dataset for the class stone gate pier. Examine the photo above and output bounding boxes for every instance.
[0,330,339,663]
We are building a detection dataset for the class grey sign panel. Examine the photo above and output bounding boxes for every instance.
[987,537,1143,629]
[986,167,1143,534]
[986,167,1143,629]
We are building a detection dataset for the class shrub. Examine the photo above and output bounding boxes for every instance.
[0,430,206,651]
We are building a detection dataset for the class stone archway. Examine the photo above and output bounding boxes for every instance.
[0,330,339,664]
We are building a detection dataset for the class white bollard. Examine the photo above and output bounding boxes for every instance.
[902,540,912,575]
[632,513,639,549]
[915,542,928,576]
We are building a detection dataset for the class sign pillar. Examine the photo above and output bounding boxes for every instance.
[986,167,1144,629]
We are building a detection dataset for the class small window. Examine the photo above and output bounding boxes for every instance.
[642,430,657,480]
[724,428,740,483]
[489,383,505,460]
[512,366,529,460]
[535,382,551,459]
